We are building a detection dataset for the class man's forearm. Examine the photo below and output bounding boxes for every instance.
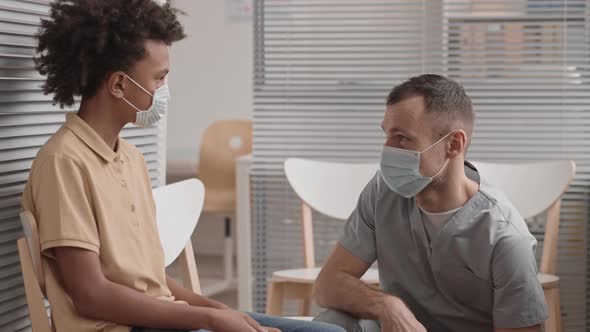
[314,270,398,320]
[77,277,217,330]
[166,275,229,309]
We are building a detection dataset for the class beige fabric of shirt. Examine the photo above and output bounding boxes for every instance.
[22,114,179,332]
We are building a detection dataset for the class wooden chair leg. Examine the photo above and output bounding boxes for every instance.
[544,287,563,332]
[266,281,285,315]
[299,298,311,317]
[179,241,201,294]
[298,284,313,317]
[18,239,52,332]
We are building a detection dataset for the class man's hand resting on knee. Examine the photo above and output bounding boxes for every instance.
[378,297,426,332]
[313,244,426,332]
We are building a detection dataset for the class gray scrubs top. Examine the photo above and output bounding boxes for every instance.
[339,161,548,331]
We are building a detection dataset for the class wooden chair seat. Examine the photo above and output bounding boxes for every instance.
[272,267,379,285]
[538,273,559,289]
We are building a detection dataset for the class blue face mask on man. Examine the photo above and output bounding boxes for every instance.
[379,131,454,198]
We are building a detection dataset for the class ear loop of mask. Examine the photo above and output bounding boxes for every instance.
[124,74,154,97]
[420,131,455,154]
[121,74,154,112]
[420,131,455,180]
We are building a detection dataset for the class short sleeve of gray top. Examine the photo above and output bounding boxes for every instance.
[339,161,548,332]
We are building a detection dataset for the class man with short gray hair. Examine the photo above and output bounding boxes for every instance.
[312,74,548,332]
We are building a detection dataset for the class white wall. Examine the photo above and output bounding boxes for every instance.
[166,0,253,255]
[167,0,253,178]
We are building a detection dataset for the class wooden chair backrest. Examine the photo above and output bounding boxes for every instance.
[197,120,252,212]
[18,211,53,332]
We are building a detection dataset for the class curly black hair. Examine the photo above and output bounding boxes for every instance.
[35,0,186,108]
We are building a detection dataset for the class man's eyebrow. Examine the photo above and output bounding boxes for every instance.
[383,126,412,136]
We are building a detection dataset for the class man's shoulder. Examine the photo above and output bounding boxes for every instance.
[477,181,536,245]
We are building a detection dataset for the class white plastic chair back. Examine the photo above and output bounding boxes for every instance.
[472,161,575,219]
[153,179,205,266]
[19,211,45,295]
[284,158,379,220]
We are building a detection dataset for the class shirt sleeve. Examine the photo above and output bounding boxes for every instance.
[492,234,548,328]
[338,172,379,264]
[33,155,100,257]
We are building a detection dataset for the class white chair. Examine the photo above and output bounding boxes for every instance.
[266,158,380,316]
[472,160,576,332]
[18,178,206,331]
[153,178,205,293]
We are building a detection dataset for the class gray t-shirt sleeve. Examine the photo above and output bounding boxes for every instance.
[492,234,548,328]
[338,172,379,264]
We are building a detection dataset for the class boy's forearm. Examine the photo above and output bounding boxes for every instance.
[80,277,217,330]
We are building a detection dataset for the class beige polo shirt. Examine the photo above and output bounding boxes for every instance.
[22,114,179,332]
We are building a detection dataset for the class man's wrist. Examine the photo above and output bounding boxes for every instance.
[377,295,405,321]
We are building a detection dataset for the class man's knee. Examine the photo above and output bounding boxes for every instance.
[314,309,379,332]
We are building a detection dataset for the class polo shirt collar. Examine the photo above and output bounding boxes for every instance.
[64,113,125,163]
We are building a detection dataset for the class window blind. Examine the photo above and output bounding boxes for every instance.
[252,1,590,329]
[0,0,167,330]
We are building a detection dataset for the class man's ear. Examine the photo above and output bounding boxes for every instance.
[448,129,468,159]
[107,71,127,99]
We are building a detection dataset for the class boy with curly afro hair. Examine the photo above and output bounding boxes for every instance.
[22,1,345,332]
